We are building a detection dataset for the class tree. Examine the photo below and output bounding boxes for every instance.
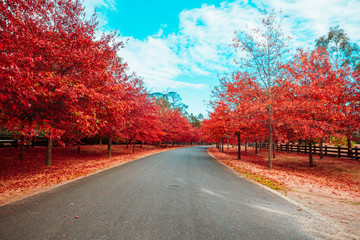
[316,26,360,70]
[316,26,360,154]
[121,78,162,153]
[188,113,202,129]
[150,91,189,115]
[284,48,356,166]
[232,10,289,169]
[0,0,128,165]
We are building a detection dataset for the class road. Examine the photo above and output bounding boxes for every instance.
[0,146,313,240]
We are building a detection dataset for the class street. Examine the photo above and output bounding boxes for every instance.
[0,146,313,240]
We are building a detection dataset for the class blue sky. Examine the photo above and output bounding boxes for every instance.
[82,0,360,117]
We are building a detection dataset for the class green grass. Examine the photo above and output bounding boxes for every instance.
[340,200,360,206]
[234,166,288,193]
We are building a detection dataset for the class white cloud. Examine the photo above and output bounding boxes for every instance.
[81,0,116,27]
[82,0,360,90]
[119,36,207,90]
[82,0,116,13]
[257,0,360,47]
[118,0,261,90]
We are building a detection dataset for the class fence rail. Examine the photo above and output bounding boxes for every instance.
[253,142,359,161]
[0,135,48,148]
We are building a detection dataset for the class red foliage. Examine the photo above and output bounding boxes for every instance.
[0,0,128,144]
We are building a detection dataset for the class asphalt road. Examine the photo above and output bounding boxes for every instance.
[0,146,314,240]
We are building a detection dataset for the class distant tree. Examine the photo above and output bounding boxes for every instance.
[150,91,188,115]
[188,113,202,129]
[167,92,189,115]
[316,26,360,70]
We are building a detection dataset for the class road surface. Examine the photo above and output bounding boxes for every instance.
[0,146,313,239]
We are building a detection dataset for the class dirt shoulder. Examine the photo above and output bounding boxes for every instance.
[209,146,360,240]
[0,144,185,206]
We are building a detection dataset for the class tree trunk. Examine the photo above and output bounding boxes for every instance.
[245,139,247,152]
[46,139,53,167]
[140,141,143,148]
[133,141,135,153]
[268,110,273,170]
[108,137,112,158]
[273,143,276,158]
[309,140,314,167]
[77,145,81,154]
[20,142,25,160]
[226,136,229,154]
[126,138,129,149]
[99,138,102,145]
[347,135,353,157]
[255,142,258,154]
[221,138,224,152]
[237,133,241,160]
[319,138,323,159]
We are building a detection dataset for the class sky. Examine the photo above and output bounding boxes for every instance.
[82,0,360,117]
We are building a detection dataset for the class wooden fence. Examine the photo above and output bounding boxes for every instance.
[253,142,359,161]
[0,135,48,148]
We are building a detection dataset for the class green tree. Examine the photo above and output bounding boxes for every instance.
[150,91,188,115]
[316,26,360,70]
[188,113,203,129]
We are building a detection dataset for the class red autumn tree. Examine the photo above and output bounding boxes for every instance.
[0,0,128,165]
[284,48,356,166]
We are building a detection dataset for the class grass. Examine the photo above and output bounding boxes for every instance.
[234,166,288,192]
[340,200,360,206]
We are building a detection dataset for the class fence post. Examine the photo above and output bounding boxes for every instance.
[290,144,293,152]
[355,147,358,161]
[305,144,307,154]
[338,146,341,158]
[280,144,282,151]
[286,143,289,154]
[325,145,327,156]
[319,138,323,159]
